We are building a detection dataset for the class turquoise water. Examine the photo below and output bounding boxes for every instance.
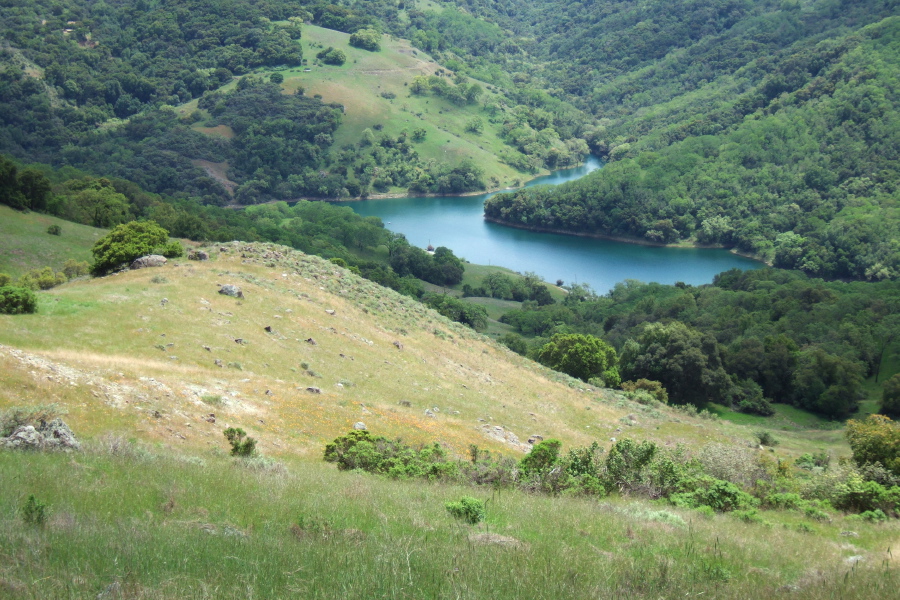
[336,157,762,293]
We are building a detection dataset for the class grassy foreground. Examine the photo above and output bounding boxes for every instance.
[2,448,897,599]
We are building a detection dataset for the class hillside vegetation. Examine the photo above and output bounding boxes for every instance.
[2,246,900,597]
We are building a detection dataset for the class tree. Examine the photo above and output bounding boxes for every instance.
[619,322,732,405]
[882,374,900,419]
[349,29,381,51]
[846,415,900,476]
[91,220,170,274]
[537,333,619,385]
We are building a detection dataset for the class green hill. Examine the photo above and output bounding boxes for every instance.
[0,205,104,278]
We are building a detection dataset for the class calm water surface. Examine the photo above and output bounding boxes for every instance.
[336,157,761,292]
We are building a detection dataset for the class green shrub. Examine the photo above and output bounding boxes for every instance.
[445,496,485,525]
[621,379,668,404]
[18,266,66,290]
[316,47,346,65]
[223,427,257,457]
[62,259,90,279]
[0,286,37,314]
[847,509,888,522]
[21,495,48,526]
[0,273,10,286]
[91,220,169,274]
[323,430,457,480]
[670,476,759,512]
[846,415,900,476]
[755,431,779,447]
[46,224,61,235]
[160,240,184,258]
[349,28,381,51]
[519,439,562,478]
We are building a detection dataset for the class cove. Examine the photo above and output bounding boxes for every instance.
[335,157,762,293]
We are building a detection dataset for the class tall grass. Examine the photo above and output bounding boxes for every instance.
[0,448,896,599]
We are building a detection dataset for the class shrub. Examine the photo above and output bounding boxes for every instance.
[224,427,257,457]
[755,431,779,447]
[0,404,64,436]
[160,240,184,258]
[46,224,61,235]
[62,259,89,279]
[316,47,346,65]
[0,273,10,286]
[349,28,381,51]
[17,266,66,290]
[670,476,759,512]
[697,443,771,488]
[323,430,457,480]
[846,415,900,476]
[21,495,48,526]
[519,439,561,478]
[91,220,169,274]
[621,379,669,404]
[795,452,830,471]
[537,333,619,384]
[0,286,37,314]
[445,496,485,525]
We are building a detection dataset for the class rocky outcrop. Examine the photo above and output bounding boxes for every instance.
[1,418,80,451]
[131,255,168,269]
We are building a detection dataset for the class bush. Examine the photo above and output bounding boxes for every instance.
[445,496,485,525]
[17,266,66,290]
[670,476,760,512]
[755,431,779,447]
[160,240,184,258]
[46,224,61,235]
[323,430,457,480]
[316,47,346,65]
[224,427,257,457]
[846,415,900,476]
[0,286,37,314]
[0,273,10,286]
[349,28,381,51]
[621,379,668,404]
[62,259,89,279]
[91,220,169,274]
[21,495,48,526]
[881,374,900,419]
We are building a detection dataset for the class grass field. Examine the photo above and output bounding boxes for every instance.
[0,205,105,278]
[2,447,897,599]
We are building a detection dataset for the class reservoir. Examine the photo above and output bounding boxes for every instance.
[336,157,762,293]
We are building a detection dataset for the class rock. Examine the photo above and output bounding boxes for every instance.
[353,422,366,430]
[188,250,209,261]
[1,418,80,451]
[264,325,272,332]
[1,425,44,450]
[305,338,317,345]
[218,284,244,298]
[325,309,336,316]
[840,531,860,537]
[398,400,411,407]
[527,435,544,445]
[306,386,321,394]
[424,409,435,418]
[392,340,403,350]
[131,254,168,269]
[39,418,80,450]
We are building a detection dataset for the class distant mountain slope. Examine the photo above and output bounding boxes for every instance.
[486,15,900,280]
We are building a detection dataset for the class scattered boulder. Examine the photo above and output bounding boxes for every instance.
[131,254,168,269]
[188,250,209,261]
[305,338,317,345]
[325,309,336,316]
[392,340,403,350]
[353,422,366,430]
[527,435,544,445]
[218,284,244,298]
[306,386,322,394]
[1,418,80,451]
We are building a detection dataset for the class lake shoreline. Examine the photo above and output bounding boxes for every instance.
[482,216,772,266]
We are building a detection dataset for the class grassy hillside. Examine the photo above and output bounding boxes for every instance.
[180,25,535,193]
[1,245,897,597]
[0,205,104,279]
